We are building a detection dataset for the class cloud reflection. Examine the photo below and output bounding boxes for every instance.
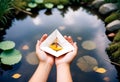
[32,16,42,26]
[63,7,104,29]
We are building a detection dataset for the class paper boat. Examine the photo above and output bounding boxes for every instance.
[40,29,74,57]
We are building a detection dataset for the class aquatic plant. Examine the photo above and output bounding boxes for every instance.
[81,40,96,50]
[0,49,22,65]
[113,30,120,42]
[57,4,64,9]
[28,2,37,8]
[0,41,15,50]
[44,0,69,5]
[44,3,54,9]
[35,0,44,4]
[0,0,12,24]
[0,40,22,65]
[106,30,120,63]
[105,12,120,23]
[77,55,98,72]
[12,0,29,9]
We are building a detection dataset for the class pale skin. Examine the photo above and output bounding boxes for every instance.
[29,34,78,82]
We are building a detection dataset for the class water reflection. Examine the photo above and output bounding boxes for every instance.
[32,16,42,26]
[0,6,119,82]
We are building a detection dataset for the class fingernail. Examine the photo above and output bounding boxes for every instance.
[74,42,77,44]
[37,40,39,43]
[68,36,71,38]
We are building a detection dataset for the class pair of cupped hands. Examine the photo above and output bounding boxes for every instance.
[36,34,78,67]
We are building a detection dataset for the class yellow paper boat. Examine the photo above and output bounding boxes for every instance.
[40,29,74,57]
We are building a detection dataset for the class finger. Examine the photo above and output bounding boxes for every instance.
[67,36,74,45]
[39,34,48,44]
[36,40,40,52]
[64,35,67,40]
[72,42,78,55]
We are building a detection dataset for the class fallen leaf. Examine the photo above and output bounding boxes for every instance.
[94,67,107,73]
[22,45,29,50]
[12,73,21,79]
[103,77,110,82]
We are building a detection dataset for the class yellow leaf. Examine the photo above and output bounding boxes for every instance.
[94,68,107,74]
[22,45,29,50]
[12,73,21,79]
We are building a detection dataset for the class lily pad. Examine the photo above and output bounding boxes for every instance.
[76,56,98,72]
[57,5,64,9]
[28,3,37,8]
[35,0,43,4]
[44,3,54,9]
[26,8,31,11]
[26,52,39,65]
[0,41,15,50]
[0,49,22,65]
[82,40,96,50]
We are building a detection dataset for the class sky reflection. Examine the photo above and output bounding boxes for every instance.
[2,6,119,82]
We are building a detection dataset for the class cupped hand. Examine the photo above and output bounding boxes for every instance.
[36,34,54,65]
[55,36,78,66]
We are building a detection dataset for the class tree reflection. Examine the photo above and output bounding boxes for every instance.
[44,9,52,15]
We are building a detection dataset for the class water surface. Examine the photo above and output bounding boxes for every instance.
[0,7,119,82]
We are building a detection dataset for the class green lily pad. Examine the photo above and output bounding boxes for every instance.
[44,3,54,9]
[28,2,37,8]
[26,8,31,11]
[35,0,43,4]
[0,41,15,50]
[0,49,22,65]
[57,5,64,9]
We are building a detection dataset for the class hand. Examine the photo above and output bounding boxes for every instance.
[55,36,78,66]
[36,34,54,66]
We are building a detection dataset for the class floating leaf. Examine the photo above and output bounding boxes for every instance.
[82,40,96,50]
[26,52,39,65]
[22,45,29,50]
[12,73,21,79]
[77,36,82,41]
[76,56,98,72]
[103,77,110,82]
[28,3,37,8]
[93,67,107,73]
[0,49,22,65]
[44,3,54,9]
[0,41,15,50]
[26,8,31,11]
[35,0,43,4]
[57,4,64,9]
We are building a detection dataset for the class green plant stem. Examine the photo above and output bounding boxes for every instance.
[13,5,32,15]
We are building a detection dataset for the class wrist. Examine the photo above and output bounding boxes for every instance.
[39,61,53,68]
[56,63,70,69]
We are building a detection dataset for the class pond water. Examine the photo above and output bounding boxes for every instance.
[0,6,119,82]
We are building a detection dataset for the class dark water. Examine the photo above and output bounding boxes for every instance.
[0,7,119,82]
